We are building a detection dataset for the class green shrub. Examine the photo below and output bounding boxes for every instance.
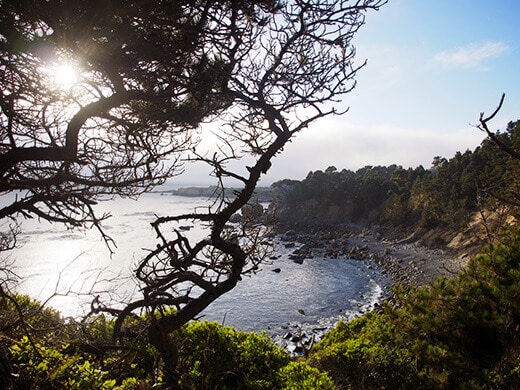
[309,226,520,389]
[278,361,337,390]
[0,293,64,341]
[174,321,289,389]
[0,293,157,388]
[9,335,116,389]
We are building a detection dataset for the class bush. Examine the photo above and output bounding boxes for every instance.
[9,336,116,389]
[0,294,338,390]
[278,361,337,390]
[1,294,156,388]
[0,293,64,341]
[174,321,289,389]
[309,226,520,389]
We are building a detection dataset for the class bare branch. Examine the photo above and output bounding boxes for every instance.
[478,93,520,161]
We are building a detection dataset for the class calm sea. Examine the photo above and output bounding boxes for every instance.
[4,192,389,335]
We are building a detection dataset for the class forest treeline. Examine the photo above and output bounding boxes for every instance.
[271,120,520,248]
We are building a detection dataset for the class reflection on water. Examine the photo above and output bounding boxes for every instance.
[4,192,389,332]
[202,243,385,334]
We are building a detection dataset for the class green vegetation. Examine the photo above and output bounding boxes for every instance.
[0,296,155,389]
[3,226,520,388]
[2,119,519,388]
[308,226,520,389]
[272,120,520,245]
[173,322,289,389]
[0,300,334,389]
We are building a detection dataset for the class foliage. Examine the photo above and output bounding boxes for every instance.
[0,293,156,388]
[272,165,400,226]
[174,321,289,389]
[308,226,520,389]
[9,336,117,389]
[272,120,520,240]
[0,297,340,389]
[278,361,337,390]
[0,293,63,341]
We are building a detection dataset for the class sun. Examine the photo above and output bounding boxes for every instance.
[52,61,79,90]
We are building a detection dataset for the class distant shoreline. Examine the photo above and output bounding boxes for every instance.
[154,185,273,202]
[155,186,469,286]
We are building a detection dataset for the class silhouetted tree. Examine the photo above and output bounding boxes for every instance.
[0,0,261,245]
[0,0,386,384]
[477,94,520,208]
[479,94,520,162]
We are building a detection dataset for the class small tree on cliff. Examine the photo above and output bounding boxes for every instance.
[0,0,386,383]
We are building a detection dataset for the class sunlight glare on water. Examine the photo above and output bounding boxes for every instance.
[4,192,389,333]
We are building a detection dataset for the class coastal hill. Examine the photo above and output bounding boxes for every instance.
[269,120,520,257]
[165,121,519,260]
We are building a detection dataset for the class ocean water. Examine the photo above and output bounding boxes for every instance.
[3,192,388,334]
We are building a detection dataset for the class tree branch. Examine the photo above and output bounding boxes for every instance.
[478,93,520,161]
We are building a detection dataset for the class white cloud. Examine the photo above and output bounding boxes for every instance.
[261,118,486,184]
[434,41,509,70]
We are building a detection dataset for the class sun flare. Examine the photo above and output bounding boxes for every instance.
[53,61,79,90]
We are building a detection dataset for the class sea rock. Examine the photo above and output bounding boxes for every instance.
[291,345,305,354]
[291,257,304,264]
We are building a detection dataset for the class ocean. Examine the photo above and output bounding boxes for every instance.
[4,192,388,335]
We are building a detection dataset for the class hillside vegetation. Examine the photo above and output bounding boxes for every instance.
[271,120,520,253]
[308,226,520,388]
[2,226,520,388]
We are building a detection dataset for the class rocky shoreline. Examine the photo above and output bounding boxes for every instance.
[276,225,470,287]
[271,225,471,354]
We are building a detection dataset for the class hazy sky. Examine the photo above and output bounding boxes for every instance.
[178,0,520,186]
[257,0,520,184]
